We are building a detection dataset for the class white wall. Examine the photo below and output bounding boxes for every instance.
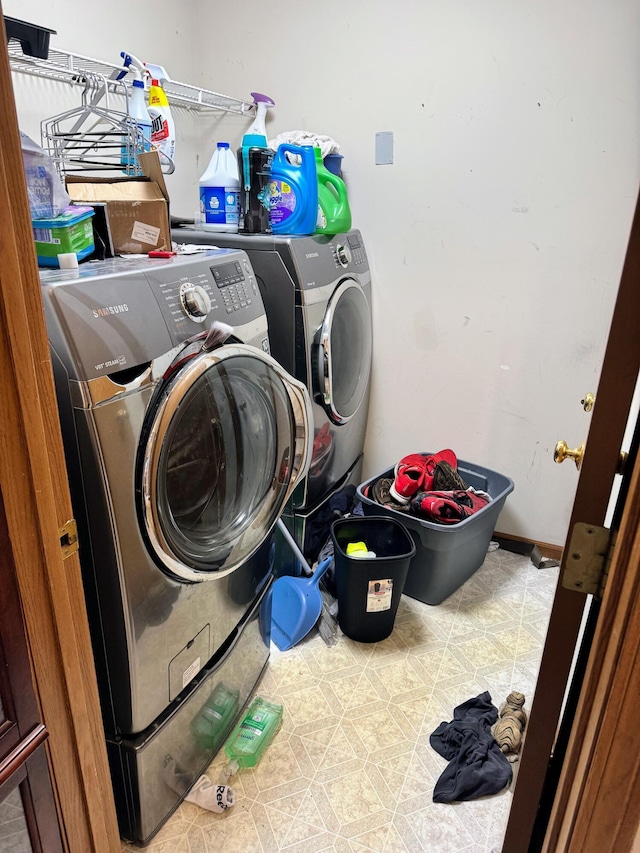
[193,0,639,546]
[6,0,639,545]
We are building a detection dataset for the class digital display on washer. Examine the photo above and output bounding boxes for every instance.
[347,234,361,249]
[210,261,245,288]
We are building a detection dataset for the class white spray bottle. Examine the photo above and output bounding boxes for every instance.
[118,52,152,174]
[237,93,275,233]
[147,74,176,174]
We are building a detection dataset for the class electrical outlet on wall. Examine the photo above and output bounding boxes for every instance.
[375,131,394,165]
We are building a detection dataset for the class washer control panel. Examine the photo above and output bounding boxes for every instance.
[144,250,263,345]
[210,257,258,315]
[39,250,267,380]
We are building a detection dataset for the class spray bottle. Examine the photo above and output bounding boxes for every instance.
[118,52,152,174]
[148,78,176,174]
[237,93,275,234]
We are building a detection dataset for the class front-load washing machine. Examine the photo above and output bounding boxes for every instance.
[40,251,312,843]
[173,227,373,565]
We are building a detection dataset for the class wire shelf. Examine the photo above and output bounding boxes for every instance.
[8,41,255,116]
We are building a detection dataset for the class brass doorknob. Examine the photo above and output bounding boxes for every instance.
[581,393,595,413]
[554,440,585,470]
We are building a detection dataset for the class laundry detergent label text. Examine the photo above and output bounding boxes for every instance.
[269,180,297,223]
[201,187,239,225]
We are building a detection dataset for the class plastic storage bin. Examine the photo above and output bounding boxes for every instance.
[331,516,416,643]
[32,205,95,267]
[357,456,514,605]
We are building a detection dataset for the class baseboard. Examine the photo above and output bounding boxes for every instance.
[494,532,564,562]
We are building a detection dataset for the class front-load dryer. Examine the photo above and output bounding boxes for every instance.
[40,251,312,843]
[173,228,373,563]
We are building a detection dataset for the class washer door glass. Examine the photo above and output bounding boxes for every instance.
[141,345,311,581]
[317,279,372,424]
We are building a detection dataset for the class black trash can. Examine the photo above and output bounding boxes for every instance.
[331,516,416,643]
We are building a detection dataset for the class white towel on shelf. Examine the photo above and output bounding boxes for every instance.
[268,131,341,161]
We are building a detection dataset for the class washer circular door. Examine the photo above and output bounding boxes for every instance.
[317,279,372,425]
[140,343,312,581]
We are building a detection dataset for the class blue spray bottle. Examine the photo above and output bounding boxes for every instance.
[117,52,152,174]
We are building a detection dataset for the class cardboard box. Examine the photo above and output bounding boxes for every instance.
[66,151,170,255]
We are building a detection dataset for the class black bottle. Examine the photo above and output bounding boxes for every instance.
[237,139,274,234]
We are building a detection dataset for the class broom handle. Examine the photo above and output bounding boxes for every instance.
[276,518,312,575]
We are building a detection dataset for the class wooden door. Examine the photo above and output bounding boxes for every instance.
[502,194,640,851]
[543,424,640,850]
[0,490,63,853]
[0,8,120,851]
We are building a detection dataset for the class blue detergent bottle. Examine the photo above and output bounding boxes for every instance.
[269,144,318,235]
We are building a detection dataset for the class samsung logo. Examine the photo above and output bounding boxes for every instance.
[305,252,319,259]
[93,304,129,318]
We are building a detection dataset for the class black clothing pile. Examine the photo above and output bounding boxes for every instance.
[429,691,512,803]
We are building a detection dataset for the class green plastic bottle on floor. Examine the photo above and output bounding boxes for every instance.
[314,147,352,235]
[223,696,283,776]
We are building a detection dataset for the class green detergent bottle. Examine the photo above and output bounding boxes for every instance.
[314,147,352,235]
[223,696,283,777]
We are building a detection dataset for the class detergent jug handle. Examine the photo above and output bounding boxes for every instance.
[321,170,345,202]
[278,143,314,166]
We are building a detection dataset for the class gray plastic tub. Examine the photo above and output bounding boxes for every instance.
[357,457,514,605]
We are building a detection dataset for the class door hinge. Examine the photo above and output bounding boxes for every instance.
[562,522,614,598]
[59,519,79,559]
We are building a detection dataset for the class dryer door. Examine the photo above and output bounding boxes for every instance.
[139,344,312,581]
[317,278,373,425]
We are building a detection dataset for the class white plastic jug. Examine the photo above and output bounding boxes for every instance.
[199,142,240,232]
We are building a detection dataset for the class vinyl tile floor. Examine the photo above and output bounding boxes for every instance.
[121,548,558,853]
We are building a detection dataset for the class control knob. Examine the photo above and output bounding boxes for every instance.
[336,243,352,267]
[180,283,211,322]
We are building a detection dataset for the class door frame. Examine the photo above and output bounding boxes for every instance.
[0,9,119,851]
[544,423,640,850]
[503,194,640,850]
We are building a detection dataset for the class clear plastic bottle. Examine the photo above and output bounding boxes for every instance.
[199,142,240,232]
[122,78,151,173]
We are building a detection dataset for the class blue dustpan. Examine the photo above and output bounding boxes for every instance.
[271,557,332,651]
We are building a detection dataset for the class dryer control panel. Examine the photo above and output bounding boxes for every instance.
[287,229,369,290]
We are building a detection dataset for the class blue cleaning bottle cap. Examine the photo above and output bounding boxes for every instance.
[242,132,268,148]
